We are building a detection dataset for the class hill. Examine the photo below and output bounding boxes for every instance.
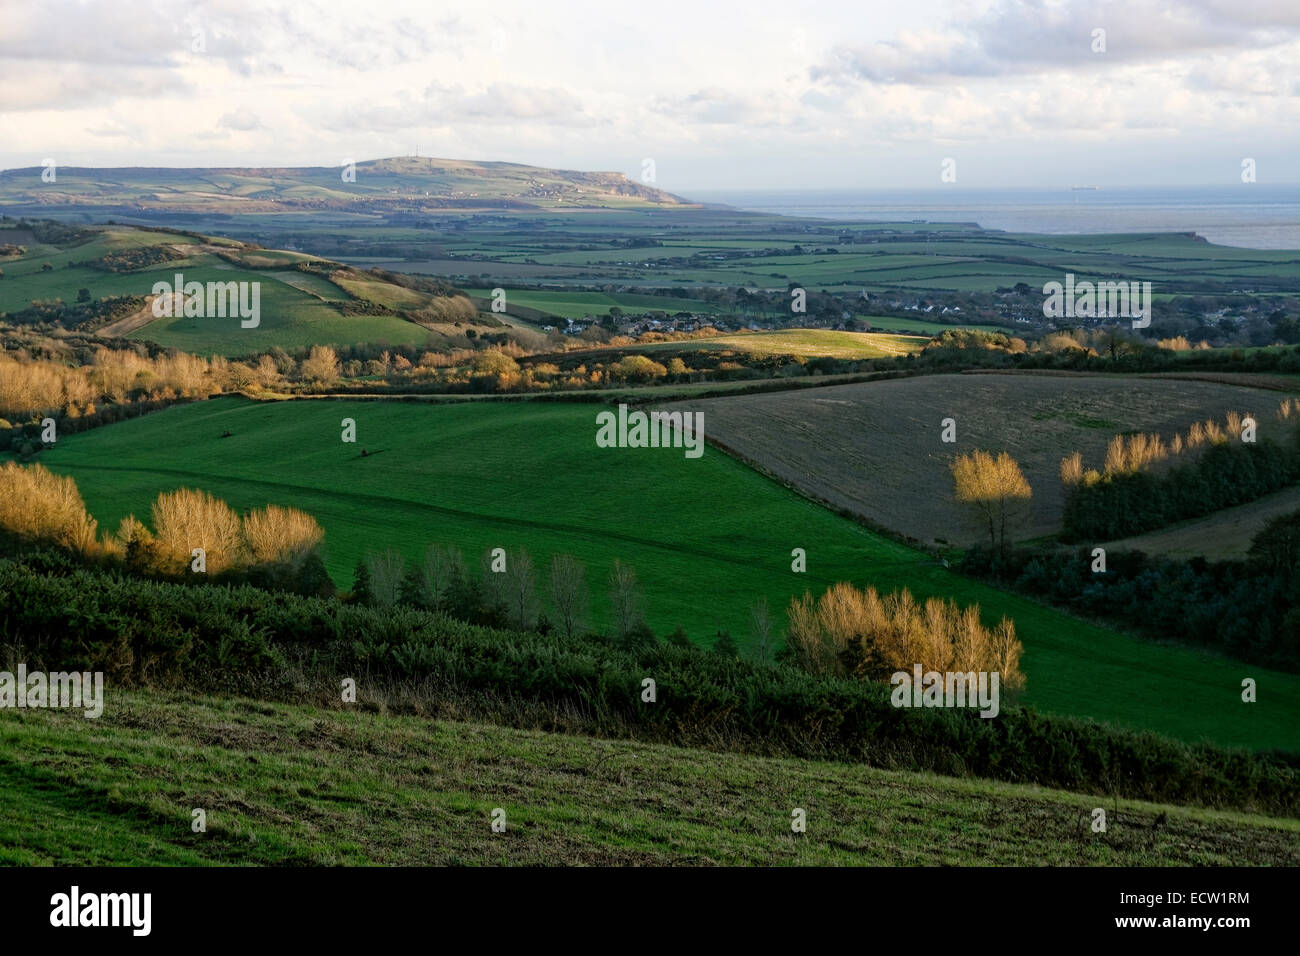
[0,220,499,355]
[0,157,694,215]
[23,395,1300,750]
[2,686,1294,865]
[664,371,1294,545]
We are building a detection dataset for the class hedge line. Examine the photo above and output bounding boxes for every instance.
[1,553,1295,817]
[1063,440,1298,541]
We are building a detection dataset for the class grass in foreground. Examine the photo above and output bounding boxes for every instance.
[2,688,1295,866]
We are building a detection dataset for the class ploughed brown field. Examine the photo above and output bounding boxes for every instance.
[665,371,1290,547]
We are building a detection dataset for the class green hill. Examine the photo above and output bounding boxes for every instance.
[0,220,495,355]
[2,687,1294,865]
[0,157,692,214]
[26,395,1300,751]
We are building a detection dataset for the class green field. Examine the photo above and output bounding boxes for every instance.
[27,396,1300,751]
[3,687,1294,865]
[0,225,462,355]
[631,329,925,358]
[862,315,1010,335]
[464,288,722,319]
[124,266,439,354]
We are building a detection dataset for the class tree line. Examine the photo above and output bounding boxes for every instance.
[1061,403,1300,540]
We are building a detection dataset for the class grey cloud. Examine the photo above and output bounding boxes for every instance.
[813,0,1300,86]
[219,108,264,130]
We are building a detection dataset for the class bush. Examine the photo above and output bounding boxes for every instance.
[787,582,1025,689]
[0,462,99,555]
[1,553,1294,817]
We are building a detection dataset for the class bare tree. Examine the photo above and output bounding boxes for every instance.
[608,558,644,640]
[243,504,323,567]
[151,487,243,573]
[505,548,540,630]
[548,553,589,638]
[480,548,509,614]
[750,596,774,663]
[949,450,1032,555]
[366,549,406,607]
[417,543,464,610]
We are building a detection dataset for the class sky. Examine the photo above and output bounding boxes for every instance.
[1,0,1297,191]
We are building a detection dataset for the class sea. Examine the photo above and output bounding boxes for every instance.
[685,185,1300,251]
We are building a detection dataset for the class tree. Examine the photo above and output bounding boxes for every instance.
[1248,510,1300,576]
[77,288,91,303]
[950,450,1032,555]
[479,548,510,622]
[365,549,405,607]
[300,345,340,385]
[613,354,667,384]
[608,558,644,641]
[242,504,322,567]
[399,560,431,609]
[504,548,540,630]
[713,630,740,657]
[150,487,243,574]
[403,543,465,612]
[350,559,373,605]
[750,597,774,662]
[548,553,589,638]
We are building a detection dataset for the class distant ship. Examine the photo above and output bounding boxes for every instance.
[1070,185,1100,191]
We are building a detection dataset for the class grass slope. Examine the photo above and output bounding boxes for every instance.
[2,689,1295,865]
[0,224,451,355]
[27,396,1300,750]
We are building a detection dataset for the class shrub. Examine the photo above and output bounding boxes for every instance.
[0,462,99,555]
[0,553,1293,817]
[786,582,1026,690]
[150,488,243,574]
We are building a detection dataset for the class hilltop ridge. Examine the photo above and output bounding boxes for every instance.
[0,156,695,213]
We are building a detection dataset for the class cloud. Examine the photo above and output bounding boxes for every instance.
[219,108,264,130]
[812,0,1300,86]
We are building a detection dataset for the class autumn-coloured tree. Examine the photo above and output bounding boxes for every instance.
[299,345,340,385]
[242,504,323,566]
[150,487,244,574]
[0,462,99,555]
[786,582,1025,690]
[950,450,1032,555]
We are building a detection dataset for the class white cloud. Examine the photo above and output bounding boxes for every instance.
[0,0,1295,188]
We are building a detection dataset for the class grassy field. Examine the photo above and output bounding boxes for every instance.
[10,191,1297,304]
[628,329,925,359]
[122,265,439,354]
[666,371,1292,544]
[0,224,468,355]
[1105,485,1300,560]
[24,395,1300,750]
[463,288,723,319]
[2,688,1295,865]
[859,315,1009,335]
